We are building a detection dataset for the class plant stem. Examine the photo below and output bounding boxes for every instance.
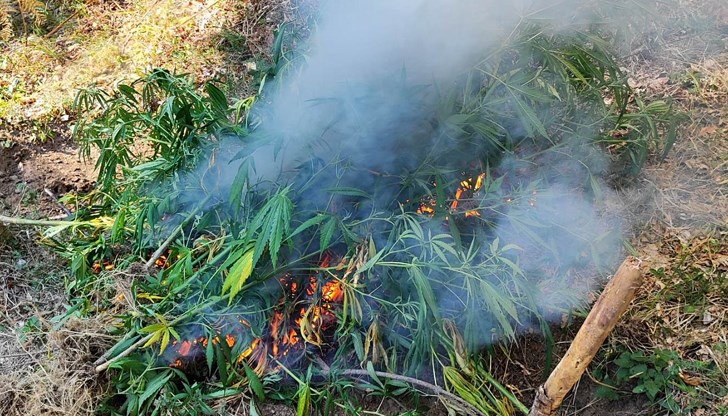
[316,359,485,416]
[145,195,213,270]
[0,214,88,227]
[93,330,137,366]
[481,368,530,414]
[95,292,229,372]
[346,369,484,415]
[94,334,153,373]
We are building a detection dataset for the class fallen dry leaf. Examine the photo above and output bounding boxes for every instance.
[699,126,718,137]
[710,254,728,269]
[679,370,702,386]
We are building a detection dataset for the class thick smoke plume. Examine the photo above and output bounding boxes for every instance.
[185,0,636,346]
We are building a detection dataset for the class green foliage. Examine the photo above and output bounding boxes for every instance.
[221,247,254,304]
[50,5,685,415]
[247,23,304,94]
[608,98,687,174]
[73,68,244,197]
[594,348,716,414]
[594,238,728,415]
[247,187,294,267]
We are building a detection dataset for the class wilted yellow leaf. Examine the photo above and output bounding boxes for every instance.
[223,249,255,305]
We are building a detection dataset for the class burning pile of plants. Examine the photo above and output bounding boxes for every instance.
[27,1,680,414]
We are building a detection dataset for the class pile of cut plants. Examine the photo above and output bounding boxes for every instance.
[1,1,682,415]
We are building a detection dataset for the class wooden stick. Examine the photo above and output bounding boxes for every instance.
[529,257,642,416]
[44,10,79,39]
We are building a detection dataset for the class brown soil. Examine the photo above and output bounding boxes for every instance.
[0,121,95,217]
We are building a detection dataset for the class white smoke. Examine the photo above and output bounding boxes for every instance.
[202,0,636,344]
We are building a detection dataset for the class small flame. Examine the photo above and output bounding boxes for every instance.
[322,280,344,303]
[178,340,192,356]
[92,260,114,274]
[155,255,168,269]
[240,338,261,360]
[416,197,437,215]
[418,172,486,218]
[164,253,348,372]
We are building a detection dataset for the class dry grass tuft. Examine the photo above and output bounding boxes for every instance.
[626,232,728,347]
[0,316,115,416]
[1,0,246,122]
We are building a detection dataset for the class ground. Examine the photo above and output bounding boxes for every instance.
[1,1,727,415]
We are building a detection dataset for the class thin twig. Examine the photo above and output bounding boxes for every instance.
[18,0,28,41]
[44,188,73,216]
[44,10,79,38]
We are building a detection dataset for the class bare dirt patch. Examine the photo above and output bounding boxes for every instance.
[0,123,95,217]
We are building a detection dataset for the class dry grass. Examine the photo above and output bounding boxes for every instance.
[602,2,728,410]
[0,2,291,414]
[0,0,289,123]
[615,231,728,412]
[0,316,116,416]
[618,0,728,232]
[627,232,727,347]
[0,227,103,416]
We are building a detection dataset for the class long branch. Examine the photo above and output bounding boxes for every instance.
[317,361,485,416]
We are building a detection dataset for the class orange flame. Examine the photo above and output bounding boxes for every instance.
[419,173,486,218]
[166,254,347,372]
[322,280,344,303]
[177,340,192,356]
[416,197,437,215]
[92,260,115,274]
